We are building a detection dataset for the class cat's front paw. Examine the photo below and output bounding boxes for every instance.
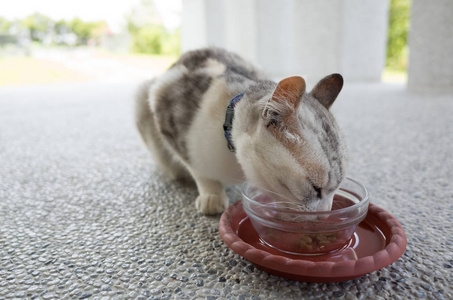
[195,193,228,215]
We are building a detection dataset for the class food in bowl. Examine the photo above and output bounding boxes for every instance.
[241,178,369,255]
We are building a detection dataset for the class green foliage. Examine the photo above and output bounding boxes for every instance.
[69,18,107,44]
[21,13,52,41]
[386,0,411,71]
[161,28,180,56]
[131,25,180,55]
[1,0,181,55]
[54,19,71,35]
[132,25,163,54]
[0,17,11,33]
[126,0,180,56]
[0,13,107,45]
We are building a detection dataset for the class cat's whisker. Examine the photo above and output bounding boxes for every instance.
[225,178,244,184]
[225,178,296,203]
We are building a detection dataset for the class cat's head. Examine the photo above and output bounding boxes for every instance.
[233,74,348,212]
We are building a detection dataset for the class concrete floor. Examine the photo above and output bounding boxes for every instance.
[0,82,452,299]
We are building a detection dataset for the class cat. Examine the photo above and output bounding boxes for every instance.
[135,47,348,215]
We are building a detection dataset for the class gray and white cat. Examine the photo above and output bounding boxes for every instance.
[135,48,347,214]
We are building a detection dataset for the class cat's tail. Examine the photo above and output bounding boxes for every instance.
[134,79,155,120]
[134,79,192,181]
[134,78,157,151]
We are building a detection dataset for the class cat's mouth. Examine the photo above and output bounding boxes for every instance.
[317,193,335,211]
[257,178,335,212]
[272,194,334,212]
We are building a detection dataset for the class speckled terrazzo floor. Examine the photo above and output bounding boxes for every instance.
[0,82,452,300]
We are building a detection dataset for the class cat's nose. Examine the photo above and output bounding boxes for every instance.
[315,192,334,211]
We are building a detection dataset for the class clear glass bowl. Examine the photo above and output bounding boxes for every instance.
[241,178,370,255]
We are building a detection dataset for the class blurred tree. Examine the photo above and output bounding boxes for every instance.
[1,14,108,46]
[69,18,108,45]
[386,0,411,71]
[21,13,52,42]
[54,19,71,35]
[132,25,164,54]
[69,18,91,43]
[161,28,180,56]
[0,17,11,33]
[89,22,110,42]
[125,0,160,32]
[126,0,180,55]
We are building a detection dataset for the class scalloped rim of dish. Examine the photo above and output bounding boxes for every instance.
[219,201,407,282]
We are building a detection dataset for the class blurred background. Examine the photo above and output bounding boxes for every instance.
[0,0,411,86]
[1,2,453,299]
[0,0,181,85]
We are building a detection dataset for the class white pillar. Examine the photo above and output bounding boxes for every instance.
[340,0,390,82]
[288,0,343,82]
[205,0,226,49]
[408,0,453,93]
[223,0,258,65]
[256,0,295,78]
[181,0,389,82]
[181,0,209,52]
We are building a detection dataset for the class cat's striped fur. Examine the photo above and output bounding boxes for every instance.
[135,48,347,214]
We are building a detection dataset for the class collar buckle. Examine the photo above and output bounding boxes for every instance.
[223,93,244,152]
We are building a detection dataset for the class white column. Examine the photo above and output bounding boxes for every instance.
[181,0,389,82]
[289,0,343,83]
[181,0,209,52]
[340,0,390,82]
[256,0,295,78]
[205,0,226,49]
[223,0,258,65]
[408,0,453,93]
[181,0,258,64]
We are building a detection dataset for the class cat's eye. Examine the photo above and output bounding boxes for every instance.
[312,185,322,198]
[266,119,279,128]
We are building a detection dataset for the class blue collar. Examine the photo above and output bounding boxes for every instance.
[223,92,244,152]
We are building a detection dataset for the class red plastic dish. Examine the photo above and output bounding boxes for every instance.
[219,201,407,282]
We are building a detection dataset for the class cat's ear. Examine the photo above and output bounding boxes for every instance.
[263,76,306,121]
[272,76,306,109]
[310,73,343,109]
